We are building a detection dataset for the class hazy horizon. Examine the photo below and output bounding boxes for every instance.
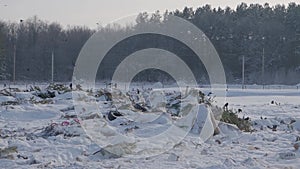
[0,0,298,28]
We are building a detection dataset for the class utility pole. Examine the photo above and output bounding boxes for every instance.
[13,40,16,85]
[12,20,23,85]
[262,47,265,89]
[51,51,54,83]
[242,55,245,89]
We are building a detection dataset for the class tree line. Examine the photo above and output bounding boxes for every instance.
[0,3,300,84]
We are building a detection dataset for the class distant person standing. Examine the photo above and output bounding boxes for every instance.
[69,83,73,90]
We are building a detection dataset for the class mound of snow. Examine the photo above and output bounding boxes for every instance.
[148,90,166,112]
[0,96,15,103]
[218,121,241,137]
[190,104,220,140]
[151,82,163,89]
[1,109,59,121]
[292,119,300,131]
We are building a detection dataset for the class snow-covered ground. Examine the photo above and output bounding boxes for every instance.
[0,84,300,169]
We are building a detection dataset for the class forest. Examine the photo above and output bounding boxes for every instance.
[0,2,299,84]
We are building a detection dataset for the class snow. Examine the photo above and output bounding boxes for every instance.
[0,84,300,168]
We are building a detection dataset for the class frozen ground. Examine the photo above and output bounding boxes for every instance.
[0,84,300,169]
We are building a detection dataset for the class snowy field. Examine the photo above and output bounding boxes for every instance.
[0,84,300,169]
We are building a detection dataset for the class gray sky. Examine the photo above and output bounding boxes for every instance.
[0,0,298,28]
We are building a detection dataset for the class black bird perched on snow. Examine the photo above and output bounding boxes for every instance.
[238,108,242,113]
[267,125,278,131]
[223,102,229,111]
[134,103,147,112]
[107,110,123,121]
[243,117,250,121]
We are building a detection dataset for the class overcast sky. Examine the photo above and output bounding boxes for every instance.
[0,0,298,28]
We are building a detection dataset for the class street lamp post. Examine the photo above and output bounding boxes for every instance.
[262,37,265,89]
[262,47,265,88]
[51,50,54,83]
[13,36,16,84]
[12,19,23,85]
[242,55,245,89]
